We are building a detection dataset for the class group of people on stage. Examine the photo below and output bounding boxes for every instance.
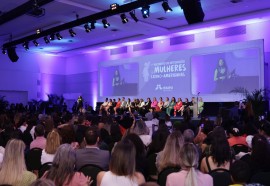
[99,96,204,117]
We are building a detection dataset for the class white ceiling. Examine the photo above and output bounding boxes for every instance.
[1,0,270,56]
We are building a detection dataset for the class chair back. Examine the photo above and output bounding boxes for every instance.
[232,144,249,155]
[79,164,104,186]
[250,171,270,186]
[38,162,53,178]
[209,168,232,186]
[25,148,42,171]
[157,167,180,186]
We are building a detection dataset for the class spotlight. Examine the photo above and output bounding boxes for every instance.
[23,41,29,51]
[120,13,129,24]
[141,5,150,18]
[84,23,91,33]
[69,28,76,37]
[56,33,63,40]
[49,33,55,40]
[162,1,173,12]
[129,10,139,22]
[33,40,39,46]
[44,36,50,44]
[110,3,119,11]
[36,28,42,34]
[90,21,96,29]
[2,48,6,54]
[102,19,110,28]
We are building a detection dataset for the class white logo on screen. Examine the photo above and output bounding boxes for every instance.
[155,84,173,91]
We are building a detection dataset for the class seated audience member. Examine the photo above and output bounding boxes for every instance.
[126,98,132,112]
[151,97,158,111]
[30,124,47,149]
[166,97,176,116]
[44,144,91,186]
[120,97,127,113]
[163,97,170,110]
[114,98,121,115]
[200,127,232,173]
[156,131,184,172]
[179,98,190,116]
[97,139,145,186]
[166,143,213,186]
[194,119,214,148]
[183,129,195,143]
[173,98,183,117]
[104,99,113,114]
[75,126,110,170]
[229,160,250,186]
[227,127,248,147]
[155,97,164,112]
[41,129,61,165]
[0,139,37,185]
[131,120,151,146]
[198,97,204,116]
[258,120,270,143]
[144,98,152,111]
[99,98,109,114]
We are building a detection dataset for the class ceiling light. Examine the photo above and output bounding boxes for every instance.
[2,48,6,54]
[102,19,110,28]
[23,41,29,51]
[141,5,150,18]
[162,1,173,12]
[49,34,55,40]
[44,36,50,44]
[84,23,91,32]
[69,28,76,37]
[120,13,129,24]
[56,33,63,40]
[33,40,39,46]
[90,21,96,29]
[129,10,139,22]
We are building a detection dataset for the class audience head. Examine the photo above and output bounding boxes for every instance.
[259,120,270,137]
[30,179,55,186]
[183,129,195,143]
[110,139,136,176]
[228,127,241,137]
[230,160,250,184]
[210,126,231,166]
[45,129,61,154]
[84,126,99,146]
[35,124,45,137]
[132,120,149,136]
[180,143,199,186]
[251,134,270,169]
[123,133,146,157]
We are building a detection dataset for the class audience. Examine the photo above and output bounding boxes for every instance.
[230,160,250,186]
[227,126,248,147]
[43,144,91,186]
[75,126,110,170]
[97,139,145,186]
[41,129,61,165]
[0,139,37,186]
[30,124,47,149]
[166,143,213,186]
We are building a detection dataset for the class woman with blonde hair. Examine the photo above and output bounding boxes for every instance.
[41,129,61,164]
[0,139,37,186]
[97,139,145,186]
[156,131,184,172]
[166,143,213,186]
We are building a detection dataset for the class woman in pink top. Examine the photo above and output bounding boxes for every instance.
[166,143,213,186]
[173,98,183,117]
[151,97,158,110]
[43,144,91,186]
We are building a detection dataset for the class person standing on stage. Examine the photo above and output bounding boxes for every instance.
[77,96,83,113]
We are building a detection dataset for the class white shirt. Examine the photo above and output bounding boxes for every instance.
[41,149,55,165]
[101,171,139,186]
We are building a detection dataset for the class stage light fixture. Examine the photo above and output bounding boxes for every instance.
[2,48,6,54]
[90,21,96,29]
[23,41,29,51]
[129,10,139,22]
[49,33,55,40]
[120,13,129,24]
[84,23,91,32]
[69,28,76,37]
[44,36,50,44]
[33,40,39,46]
[110,3,119,10]
[162,1,173,12]
[56,33,63,40]
[102,19,110,28]
[141,5,150,18]
[36,28,42,34]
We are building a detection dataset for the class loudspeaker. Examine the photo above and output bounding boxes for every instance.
[177,0,205,24]
[7,47,19,62]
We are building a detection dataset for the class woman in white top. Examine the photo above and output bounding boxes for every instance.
[97,139,145,186]
[41,129,61,165]
[166,143,213,186]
